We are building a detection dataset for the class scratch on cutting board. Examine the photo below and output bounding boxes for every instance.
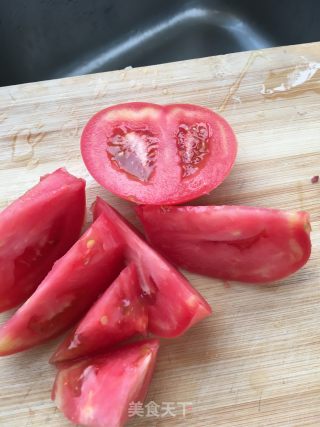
[297,182,305,210]
[94,83,109,99]
[61,119,80,138]
[27,130,46,147]
[27,158,40,170]
[0,113,7,123]
[24,407,35,427]
[258,390,263,412]
[22,387,33,404]
[11,125,46,164]
[249,370,267,412]
[11,130,32,162]
[8,91,17,101]
[249,369,268,412]
[219,51,265,112]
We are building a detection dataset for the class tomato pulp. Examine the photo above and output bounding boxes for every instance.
[137,205,312,283]
[0,215,123,355]
[51,263,148,364]
[93,197,212,337]
[52,339,159,427]
[0,168,85,312]
[81,102,237,204]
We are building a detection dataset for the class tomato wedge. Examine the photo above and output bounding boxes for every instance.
[136,205,312,283]
[52,339,159,427]
[93,197,212,337]
[81,102,237,204]
[0,168,85,312]
[0,215,123,356]
[50,263,148,364]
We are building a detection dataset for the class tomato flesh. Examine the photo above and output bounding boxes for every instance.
[136,205,312,283]
[0,216,124,355]
[0,168,85,312]
[51,263,148,364]
[81,102,237,204]
[52,339,159,427]
[93,197,212,337]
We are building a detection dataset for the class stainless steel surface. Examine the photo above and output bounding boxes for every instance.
[1,0,320,86]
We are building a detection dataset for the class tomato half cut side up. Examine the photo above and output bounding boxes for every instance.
[136,205,312,284]
[81,102,237,204]
[52,339,159,427]
[0,215,124,356]
[93,197,212,337]
[0,168,86,312]
[50,263,148,365]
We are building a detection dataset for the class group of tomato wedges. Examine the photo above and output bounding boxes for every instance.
[0,103,311,427]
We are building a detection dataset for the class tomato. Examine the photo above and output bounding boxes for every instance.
[136,205,312,283]
[50,263,148,364]
[0,215,124,356]
[93,197,212,337]
[0,168,85,312]
[52,339,159,427]
[81,102,237,205]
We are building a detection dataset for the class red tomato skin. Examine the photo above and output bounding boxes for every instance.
[136,205,312,284]
[0,216,124,356]
[81,102,237,205]
[50,263,148,364]
[0,168,86,312]
[93,197,212,337]
[52,339,159,427]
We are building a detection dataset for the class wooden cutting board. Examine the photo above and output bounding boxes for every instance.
[0,42,319,427]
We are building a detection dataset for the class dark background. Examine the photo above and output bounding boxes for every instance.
[1,0,319,86]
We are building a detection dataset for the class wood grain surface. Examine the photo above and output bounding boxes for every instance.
[0,42,319,427]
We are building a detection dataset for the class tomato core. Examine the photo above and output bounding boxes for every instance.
[176,122,210,177]
[106,125,159,182]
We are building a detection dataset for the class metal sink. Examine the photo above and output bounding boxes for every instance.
[1,0,319,87]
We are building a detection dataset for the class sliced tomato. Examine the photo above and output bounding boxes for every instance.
[0,168,85,312]
[81,102,237,205]
[0,215,124,356]
[137,205,312,283]
[52,339,159,427]
[50,263,148,364]
[93,197,212,337]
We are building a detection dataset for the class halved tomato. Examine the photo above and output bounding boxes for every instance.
[52,339,159,427]
[137,205,312,283]
[93,197,212,337]
[0,168,85,312]
[50,263,148,364]
[0,215,124,356]
[81,102,237,205]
